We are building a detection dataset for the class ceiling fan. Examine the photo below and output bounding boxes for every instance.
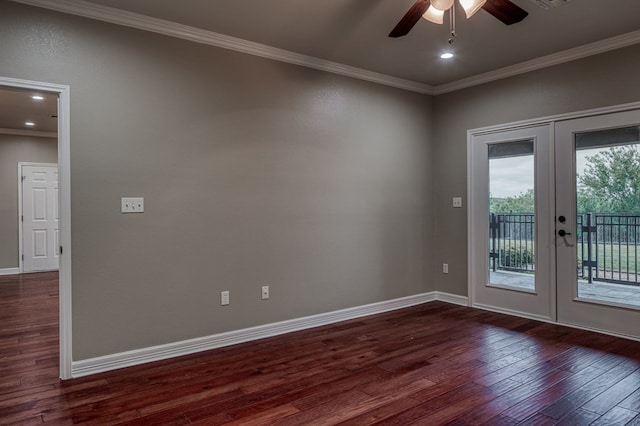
[389,0,528,38]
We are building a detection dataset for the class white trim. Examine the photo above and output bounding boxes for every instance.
[71,292,437,378]
[0,268,20,276]
[468,101,640,343]
[0,128,58,138]
[435,291,469,306]
[472,303,640,343]
[468,125,555,320]
[17,164,23,274]
[557,320,640,343]
[433,30,640,95]
[573,296,640,313]
[469,100,640,136]
[10,1,640,96]
[67,287,638,378]
[18,162,58,274]
[0,76,73,380]
[58,82,72,381]
[467,132,475,313]
[9,0,433,95]
[472,302,554,324]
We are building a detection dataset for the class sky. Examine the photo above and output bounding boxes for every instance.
[489,155,534,198]
[489,148,608,198]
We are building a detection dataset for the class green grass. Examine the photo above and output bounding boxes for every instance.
[490,239,640,280]
[580,242,640,277]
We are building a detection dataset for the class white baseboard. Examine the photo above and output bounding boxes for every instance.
[71,289,640,378]
[0,268,20,276]
[471,302,554,323]
[471,302,640,342]
[435,292,469,306]
[71,291,438,378]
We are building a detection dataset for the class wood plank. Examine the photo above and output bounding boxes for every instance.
[555,407,601,424]
[2,272,640,425]
[581,368,640,414]
[497,365,606,421]
[591,406,639,425]
[540,363,638,419]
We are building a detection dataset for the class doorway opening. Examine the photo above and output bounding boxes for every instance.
[0,77,72,379]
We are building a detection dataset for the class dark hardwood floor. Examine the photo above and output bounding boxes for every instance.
[1,272,640,425]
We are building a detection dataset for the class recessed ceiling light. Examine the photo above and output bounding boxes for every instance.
[440,52,454,59]
[31,95,44,100]
[25,122,35,127]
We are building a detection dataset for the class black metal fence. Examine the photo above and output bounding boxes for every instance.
[489,213,535,273]
[578,213,640,285]
[490,212,640,286]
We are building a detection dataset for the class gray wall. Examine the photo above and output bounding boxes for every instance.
[432,44,640,296]
[0,2,434,359]
[4,0,639,363]
[0,134,57,269]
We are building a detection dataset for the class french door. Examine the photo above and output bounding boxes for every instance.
[469,124,555,322]
[470,107,640,339]
[556,109,640,339]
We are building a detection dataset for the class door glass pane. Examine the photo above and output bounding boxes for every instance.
[575,125,640,308]
[488,140,535,291]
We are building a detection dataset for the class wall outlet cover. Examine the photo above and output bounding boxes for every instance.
[121,197,144,213]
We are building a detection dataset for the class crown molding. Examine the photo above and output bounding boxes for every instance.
[0,127,58,138]
[433,29,640,95]
[10,0,640,97]
[10,0,434,95]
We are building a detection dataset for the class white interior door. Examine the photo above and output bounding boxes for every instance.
[22,163,59,272]
[555,109,640,339]
[469,124,555,321]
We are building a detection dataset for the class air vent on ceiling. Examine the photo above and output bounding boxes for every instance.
[529,0,574,9]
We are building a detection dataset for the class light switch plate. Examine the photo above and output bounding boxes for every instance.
[452,197,462,208]
[121,197,144,213]
[221,290,230,306]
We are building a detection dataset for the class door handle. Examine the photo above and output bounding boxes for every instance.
[558,229,571,237]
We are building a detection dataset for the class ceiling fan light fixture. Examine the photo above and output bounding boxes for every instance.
[422,5,445,24]
[460,0,487,18]
[430,0,455,11]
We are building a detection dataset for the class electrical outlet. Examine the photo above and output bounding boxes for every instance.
[221,290,230,306]
[261,285,269,300]
[443,263,449,274]
[452,197,462,208]
[121,197,144,213]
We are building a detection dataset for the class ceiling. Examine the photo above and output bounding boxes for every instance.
[0,87,58,133]
[74,0,640,86]
[3,0,640,133]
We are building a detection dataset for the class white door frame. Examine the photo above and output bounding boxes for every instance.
[1,76,72,379]
[468,100,640,339]
[18,162,59,273]
[468,124,556,322]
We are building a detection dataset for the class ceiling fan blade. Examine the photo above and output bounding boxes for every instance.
[389,0,431,38]
[482,0,528,25]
